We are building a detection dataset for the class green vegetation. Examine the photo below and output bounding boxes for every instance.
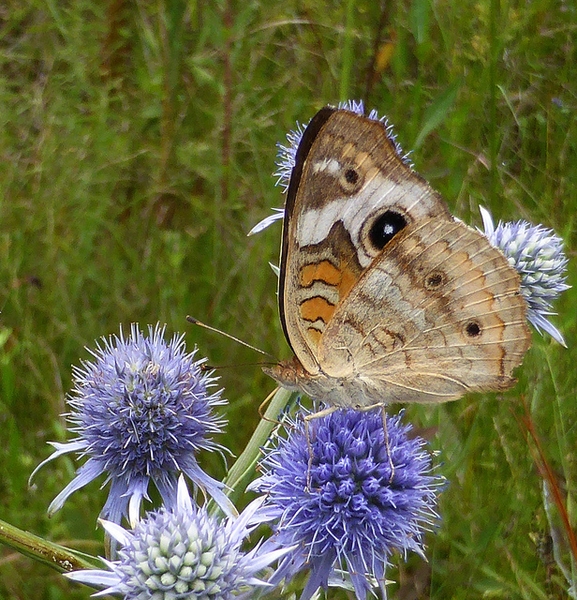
[0,0,575,598]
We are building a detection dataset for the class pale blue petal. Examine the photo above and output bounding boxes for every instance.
[100,476,132,523]
[181,461,237,517]
[300,552,334,600]
[47,458,105,515]
[65,569,120,588]
[127,489,144,528]
[269,262,280,277]
[243,544,295,574]
[528,312,567,347]
[175,474,193,513]
[247,209,284,236]
[28,440,87,485]
[99,519,133,547]
[154,472,178,512]
[227,497,265,540]
[479,205,495,236]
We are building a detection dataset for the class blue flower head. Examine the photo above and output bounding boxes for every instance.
[480,207,570,346]
[251,408,442,600]
[31,324,235,525]
[66,477,290,599]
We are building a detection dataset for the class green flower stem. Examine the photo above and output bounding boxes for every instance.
[219,387,292,508]
[0,517,98,572]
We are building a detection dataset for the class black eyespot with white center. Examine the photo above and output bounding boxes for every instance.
[368,210,408,251]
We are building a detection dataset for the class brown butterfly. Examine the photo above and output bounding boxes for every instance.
[264,106,531,407]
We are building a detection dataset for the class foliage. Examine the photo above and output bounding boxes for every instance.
[0,0,575,598]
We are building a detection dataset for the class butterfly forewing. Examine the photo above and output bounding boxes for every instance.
[280,108,452,376]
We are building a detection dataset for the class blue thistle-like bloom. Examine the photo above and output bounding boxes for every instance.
[251,408,442,600]
[31,324,235,525]
[480,206,570,346]
[66,477,291,599]
[248,100,410,236]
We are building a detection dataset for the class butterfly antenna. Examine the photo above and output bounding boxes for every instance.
[186,316,273,358]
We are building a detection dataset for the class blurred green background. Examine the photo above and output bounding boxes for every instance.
[0,0,575,598]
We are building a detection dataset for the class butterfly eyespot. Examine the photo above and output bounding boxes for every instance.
[425,271,446,290]
[465,321,482,337]
[368,210,408,251]
[344,168,359,184]
[338,166,363,192]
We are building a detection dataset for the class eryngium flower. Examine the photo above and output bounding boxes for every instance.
[480,206,570,346]
[251,408,442,600]
[31,324,234,524]
[66,477,290,599]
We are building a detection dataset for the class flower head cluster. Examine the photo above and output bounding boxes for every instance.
[32,324,234,525]
[66,477,289,599]
[252,407,442,600]
[480,206,569,346]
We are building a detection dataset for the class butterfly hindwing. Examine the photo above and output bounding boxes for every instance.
[316,218,531,404]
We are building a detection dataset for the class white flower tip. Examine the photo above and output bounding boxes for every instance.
[47,495,66,517]
[128,493,143,528]
[269,262,280,277]
[98,518,132,547]
[176,475,193,513]
[479,205,495,236]
[248,209,284,236]
[541,322,567,347]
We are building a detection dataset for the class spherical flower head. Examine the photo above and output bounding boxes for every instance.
[251,407,442,600]
[248,100,410,236]
[480,206,570,346]
[66,477,291,599]
[31,324,235,525]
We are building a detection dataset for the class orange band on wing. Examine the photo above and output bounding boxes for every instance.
[336,262,356,300]
[300,296,336,324]
[300,260,357,299]
[300,261,341,287]
[306,327,322,346]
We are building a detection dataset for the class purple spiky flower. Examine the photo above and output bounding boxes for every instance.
[480,206,569,346]
[31,324,234,525]
[251,407,442,600]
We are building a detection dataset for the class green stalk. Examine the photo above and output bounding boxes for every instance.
[219,387,292,508]
[0,518,98,573]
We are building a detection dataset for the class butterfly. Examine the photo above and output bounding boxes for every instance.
[264,106,531,408]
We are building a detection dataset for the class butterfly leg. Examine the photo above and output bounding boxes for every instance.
[303,405,339,491]
[380,404,395,484]
[258,387,283,424]
[356,402,395,483]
